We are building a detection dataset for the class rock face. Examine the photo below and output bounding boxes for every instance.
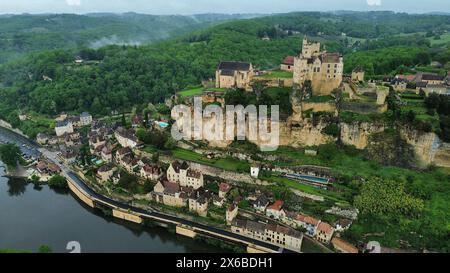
[340,122,385,149]
[340,122,450,168]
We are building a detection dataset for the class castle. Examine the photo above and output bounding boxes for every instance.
[293,37,344,96]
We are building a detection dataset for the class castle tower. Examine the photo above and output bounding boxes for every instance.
[301,36,321,59]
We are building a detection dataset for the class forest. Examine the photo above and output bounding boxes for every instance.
[0,12,260,64]
[0,11,449,123]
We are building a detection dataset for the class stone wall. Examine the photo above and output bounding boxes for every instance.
[0,119,28,138]
[301,102,336,113]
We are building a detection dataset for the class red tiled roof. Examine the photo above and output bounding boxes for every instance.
[267,200,284,211]
[219,183,231,193]
[282,56,295,65]
[297,214,320,226]
[317,222,334,234]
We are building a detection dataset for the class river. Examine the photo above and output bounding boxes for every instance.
[0,127,221,253]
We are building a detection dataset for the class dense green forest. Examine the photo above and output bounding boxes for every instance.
[0,11,449,129]
[0,12,262,64]
[1,11,449,122]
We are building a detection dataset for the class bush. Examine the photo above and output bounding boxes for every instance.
[48,175,68,189]
[322,124,340,137]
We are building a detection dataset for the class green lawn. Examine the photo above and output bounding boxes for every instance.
[257,70,293,79]
[172,148,250,172]
[266,175,347,203]
[205,88,228,92]
[177,87,204,98]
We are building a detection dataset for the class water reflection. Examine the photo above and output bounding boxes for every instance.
[6,178,28,197]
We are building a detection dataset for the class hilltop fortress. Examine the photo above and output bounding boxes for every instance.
[171,37,449,168]
[293,37,344,96]
[214,38,343,95]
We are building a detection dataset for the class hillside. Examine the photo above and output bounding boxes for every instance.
[0,11,449,121]
[0,12,262,64]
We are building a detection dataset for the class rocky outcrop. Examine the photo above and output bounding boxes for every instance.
[340,122,385,149]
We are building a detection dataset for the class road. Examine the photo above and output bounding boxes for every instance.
[38,147,287,253]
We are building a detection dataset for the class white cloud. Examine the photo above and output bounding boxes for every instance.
[367,0,382,6]
[66,0,81,6]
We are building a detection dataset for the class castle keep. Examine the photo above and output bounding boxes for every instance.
[293,37,344,96]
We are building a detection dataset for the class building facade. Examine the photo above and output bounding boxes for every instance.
[215,61,254,91]
[293,37,344,96]
[167,161,204,189]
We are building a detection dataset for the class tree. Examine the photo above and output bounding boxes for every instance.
[354,177,424,217]
[151,152,160,163]
[0,144,21,168]
[121,112,127,127]
[38,245,52,253]
[48,175,68,189]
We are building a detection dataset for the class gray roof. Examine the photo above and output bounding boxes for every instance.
[218,61,251,71]
[56,120,71,127]
[80,112,91,117]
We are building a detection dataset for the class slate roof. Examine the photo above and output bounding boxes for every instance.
[422,74,444,81]
[171,161,189,173]
[217,61,251,71]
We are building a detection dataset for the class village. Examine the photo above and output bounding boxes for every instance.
[22,37,450,254]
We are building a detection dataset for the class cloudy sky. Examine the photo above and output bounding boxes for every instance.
[0,0,448,14]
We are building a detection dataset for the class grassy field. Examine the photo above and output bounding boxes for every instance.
[257,70,293,79]
[172,148,250,172]
[429,32,450,46]
[177,86,204,98]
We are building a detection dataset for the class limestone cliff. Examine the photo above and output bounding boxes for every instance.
[340,122,385,149]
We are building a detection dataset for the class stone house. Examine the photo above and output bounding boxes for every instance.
[80,112,93,126]
[55,120,74,137]
[188,195,209,217]
[153,180,187,208]
[315,222,334,244]
[114,127,143,149]
[266,200,285,220]
[265,224,303,252]
[97,164,116,183]
[280,56,295,72]
[226,204,238,224]
[351,66,365,82]
[215,61,254,91]
[101,146,113,163]
[140,164,163,181]
[231,219,303,252]
[218,182,231,198]
[334,218,352,232]
[253,194,269,213]
[295,214,320,236]
[421,74,445,85]
[36,133,49,145]
[167,161,204,190]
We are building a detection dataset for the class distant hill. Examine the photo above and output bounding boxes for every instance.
[0,12,265,63]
